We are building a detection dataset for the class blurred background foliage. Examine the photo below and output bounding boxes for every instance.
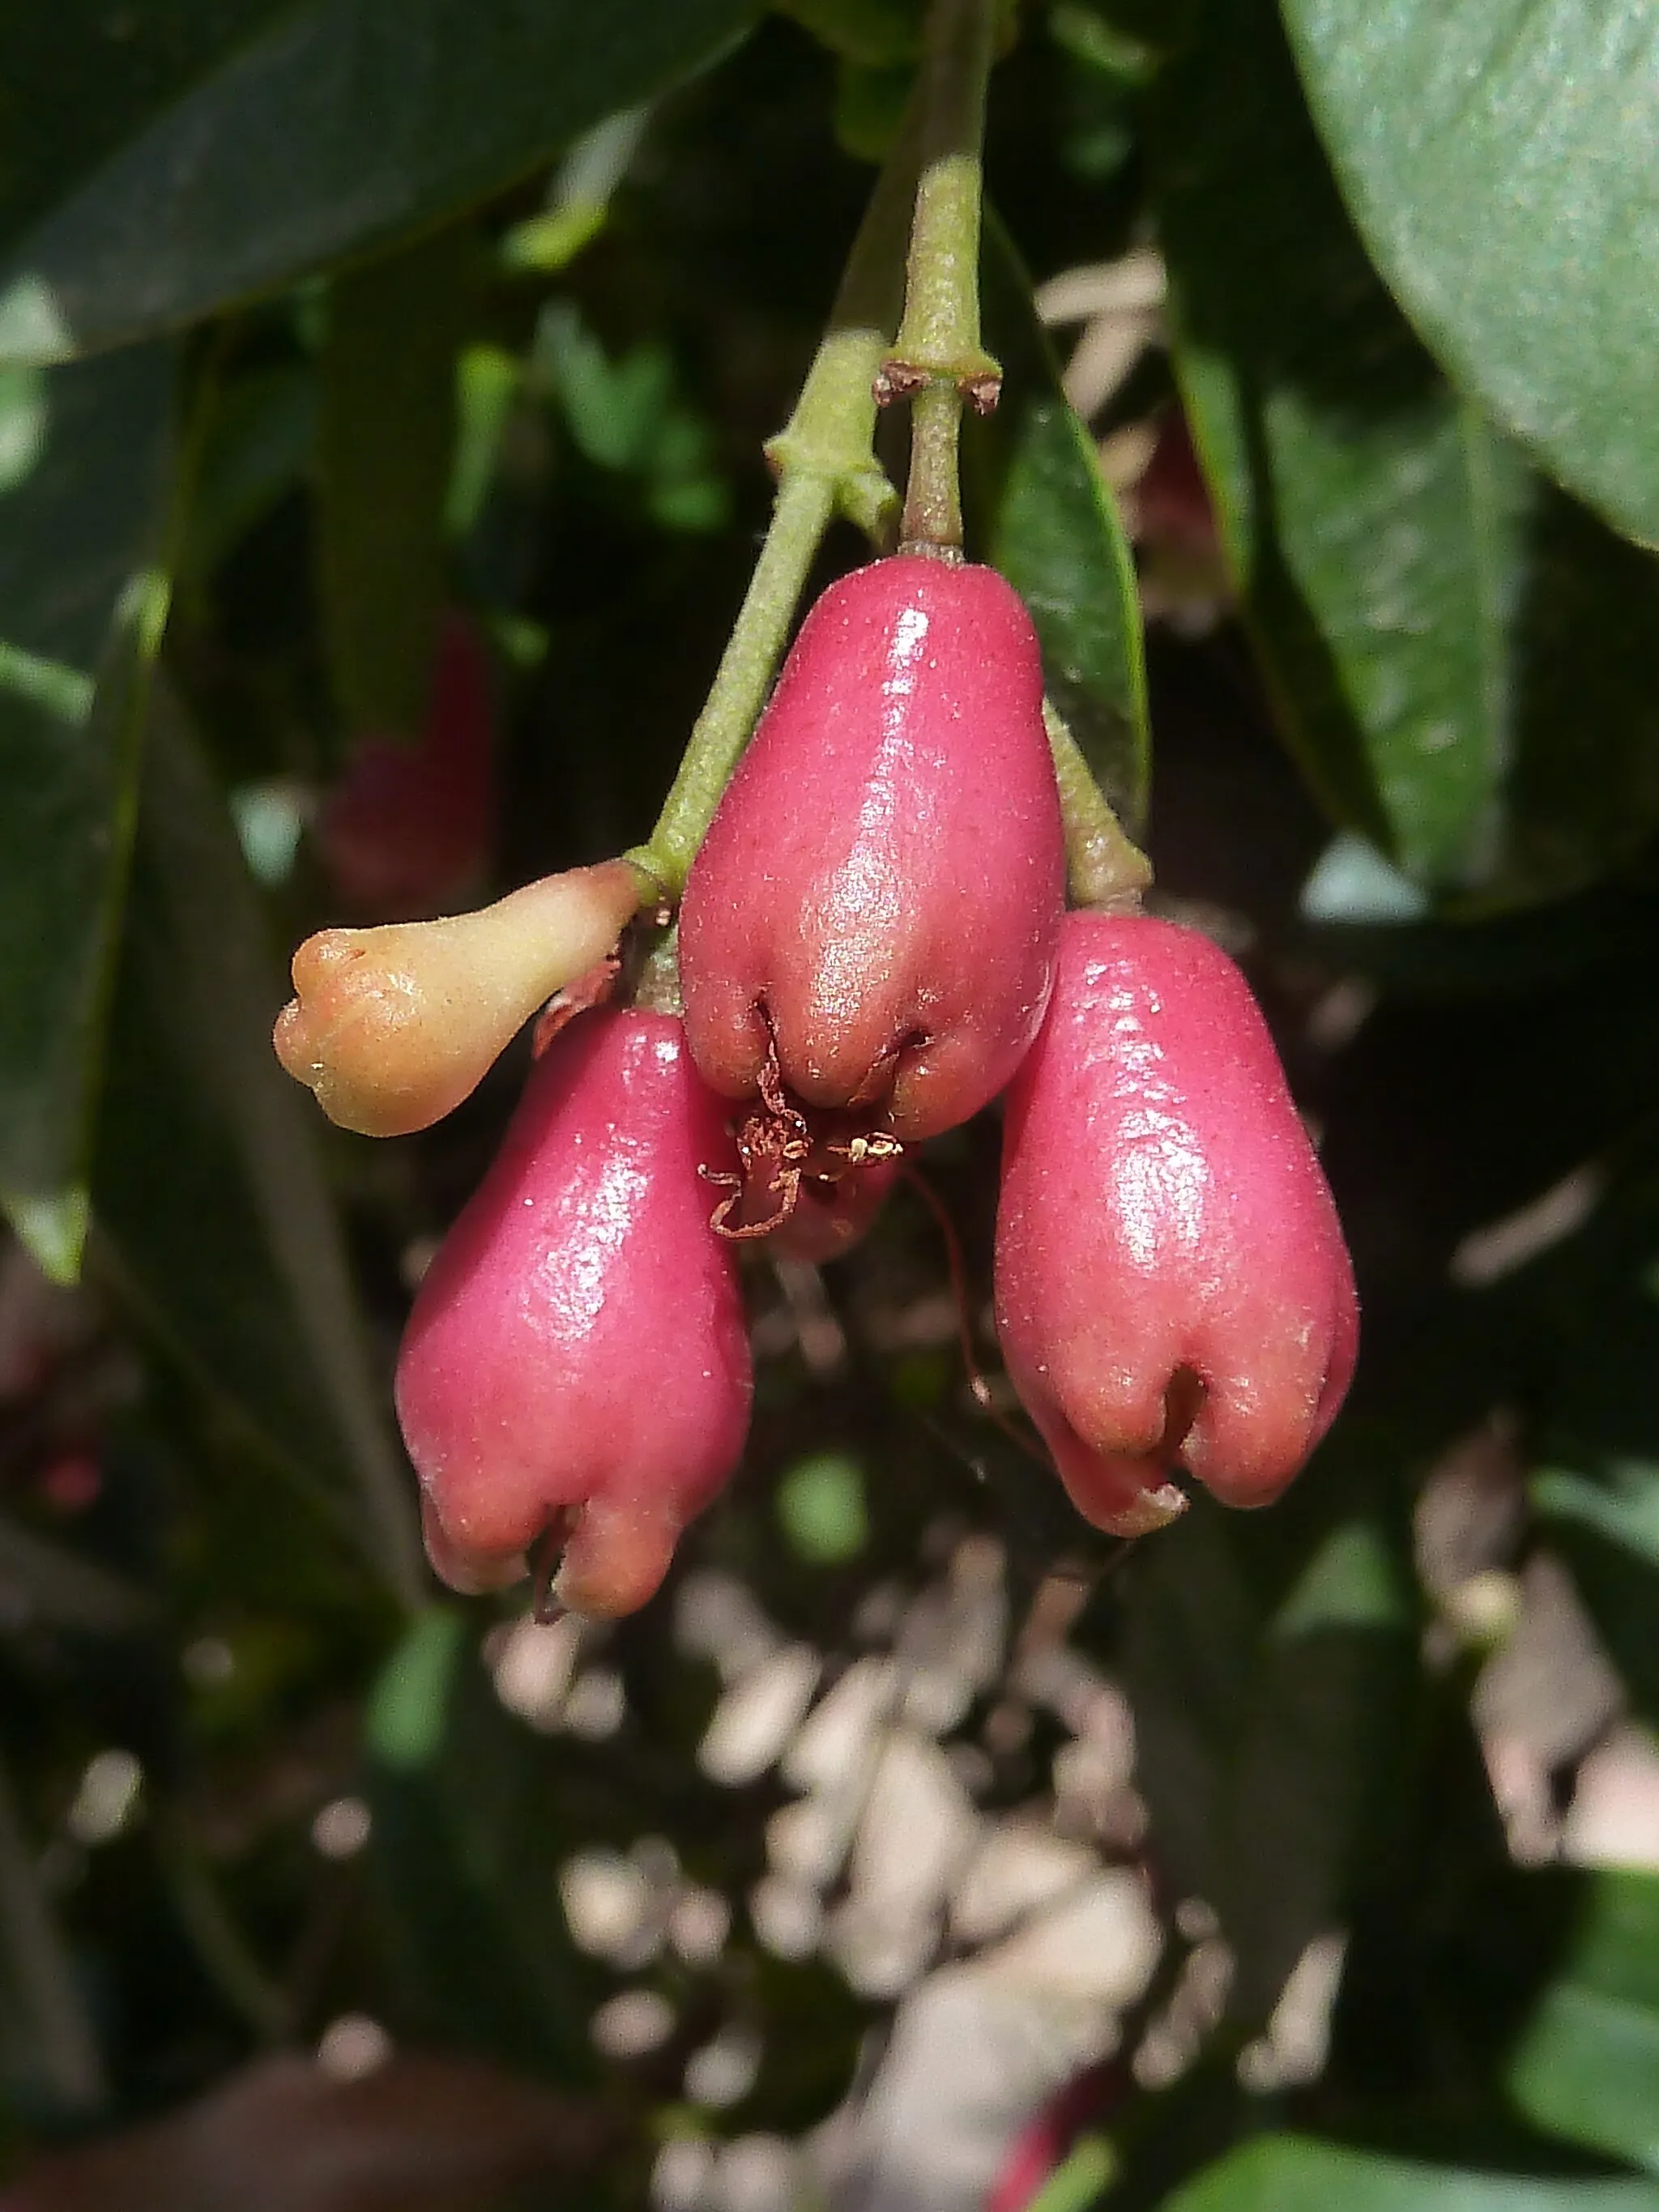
[2,2,1659,2207]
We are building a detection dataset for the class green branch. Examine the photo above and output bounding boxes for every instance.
[883,0,1000,553]
[625,109,924,899]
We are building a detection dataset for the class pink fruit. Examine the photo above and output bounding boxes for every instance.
[274,861,644,1136]
[995,911,1358,1536]
[1132,407,1217,558]
[394,1008,752,1617]
[318,613,495,920]
[764,1155,901,1264]
[679,554,1065,1144]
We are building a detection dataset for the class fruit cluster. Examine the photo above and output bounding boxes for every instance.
[277,555,1357,1616]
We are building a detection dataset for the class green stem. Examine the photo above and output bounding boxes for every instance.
[0,1751,106,2111]
[625,109,926,899]
[157,1814,289,2043]
[886,0,1000,552]
[626,470,834,898]
[904,381,967,555]
[1044,699,1152,908]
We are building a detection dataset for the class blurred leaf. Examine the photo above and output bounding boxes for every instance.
[0,0,759,364]
[498,108,649,276]
[0,343,177,1281]
[777,1451,869,1564]
[1121,1475,1418,2022]
[775,0,925,69]
[1026,2133,1117,2212]
[184,359,317,587]
[365,1608,594,2077]
[976,210,1149,827]
[1516,1177,1659,1725]
[1534,1464,1659,1724]
[0,1751,106,2116]
[0,7,284,278]
[0,1513,152,1638]
[1166,2136,1659,2212]
[1281,0,1659,549]
[91,684,424,1609]
[446,345,521,540]
[535,300,731,535]
[1149,0,1659,906]
[1508,1871,1659,2174]
[318,224,471,738]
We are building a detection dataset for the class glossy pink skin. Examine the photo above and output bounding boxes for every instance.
[680,555,1065,1141]
[394,1010,752,1617]
[995,912,1358,1535]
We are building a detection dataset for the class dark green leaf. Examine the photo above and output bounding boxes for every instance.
[92,685,424,1609]
[0,1513,153,1638]
[1281,0,1659,548]
[184,359,317,588]
[0,0,759,364]
[0,8,282,253]
[318,224,471,738]
[1515,1176,1659,1726]
[1535,1464,1659,1724]
[975,209,1149,828]
[1149,0,1659,907]
[0,1754,106,2115]
[0,343,177,1281]
[1122,1473,1417,2022]
[365,1606,595,2078]
[1508,1872,1659,2174]
[1166,2136,1659,2212]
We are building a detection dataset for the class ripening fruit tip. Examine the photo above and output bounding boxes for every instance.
[394,1007,752,1617]
[273,861,645,1136]
[994,910,1358,1536]
[680,553,1065,1142]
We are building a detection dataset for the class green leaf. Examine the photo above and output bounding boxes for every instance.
[1166,2136,1659,2212]
[365,1606,595,2076]
[0,1512,152,1638]
[184,358,317,588]
[776,1451,870,1565]
[318,224,471,737]
[975,209,1149,828]
[1121,1475,1418,2022]
[1508,1873,1659,2174]
[0,343,177,1280]
[1148,0,1659,906]
[1280,0,1659,550]
[1514,1177,1659,1725]
[91,684,424,1609]
[0,0,759,365]
[1535,1464,1659,1724]
[534,301,731,536]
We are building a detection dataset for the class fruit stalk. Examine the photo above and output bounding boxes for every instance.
[625,100,925,898]
[883,0,1001,554]
[1043,700,1152,909]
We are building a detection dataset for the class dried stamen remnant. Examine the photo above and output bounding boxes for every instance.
[529,1505,582,1624]
[702,1040,902,1240]
[530,956,621,1058]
